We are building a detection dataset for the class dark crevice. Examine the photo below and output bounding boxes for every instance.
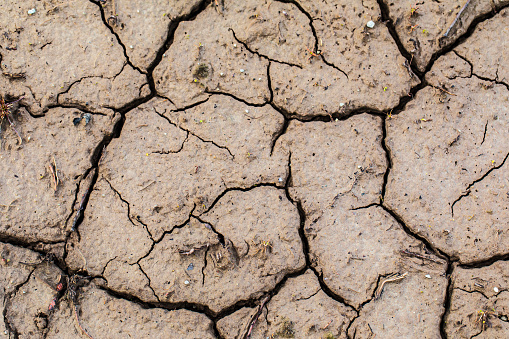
[2,270,34,339]
[201,246,210,286]
[88,1,144,74]
[380,116,392,202]
[284,152,358,311]
[349,203,379,211]
[136,262,160,302]
[136,204,197,263]
[472,72,509,92]
[99,255,118,276]
[458,252,509,269]
[276,0,349,78]
[153,107,235,159]
[196,182,285,216]
[0,234,64,250]
[191,216,225,246]
[229,29,302,68]
[45,103,109,116]
[455,287,490,299]
[380,204,451,262]
[145,0,210,79]
[480,121,488,146]
[97,283,219,318]
[269,114,289,156]
[103,178,154,241]
[451,151,509,217]
[266,61,274,103]
[452,50,473,76]
[376,0,422,77]
[203,89,268,108]
[320,56,349,79]
[167,96,211,113]
[55,63,128,106]
[152,132,189,155]
[439,262,455,339]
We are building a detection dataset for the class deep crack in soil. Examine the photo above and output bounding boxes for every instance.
[1,0,509,338]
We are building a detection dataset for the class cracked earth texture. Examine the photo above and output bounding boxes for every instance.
[0,0,508,338]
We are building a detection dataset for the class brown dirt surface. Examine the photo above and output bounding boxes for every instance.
[1,0,508,338]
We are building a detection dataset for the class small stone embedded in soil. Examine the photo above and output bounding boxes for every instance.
[366,20,375,28]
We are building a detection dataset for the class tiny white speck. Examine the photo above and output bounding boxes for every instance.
[259,78,262,81]
[233,43,237,47]
[220,72,224,76]
[425,274,431,279]
[494,287,499,293]
[367,20,375,28]
[184,280,190,285]
[278,178,283,182]
[28,8,36,15]
[245,109,249,113]
[240,69,245,73]
[339,103,345,107]
[129,45,133,49]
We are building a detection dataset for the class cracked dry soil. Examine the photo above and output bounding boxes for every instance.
[0,0,508,338]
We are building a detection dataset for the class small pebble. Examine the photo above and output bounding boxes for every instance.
[129,45,134,49]
[233,43,237,47]
[494,287,499,293]
[278,177,283,182]
[339,102,345,107]
[425,274,431,279]
[240,69,245,73]
[366,20,375,28]
[184,280,190,285]
[187,263,194,271]
[28,8,36,15]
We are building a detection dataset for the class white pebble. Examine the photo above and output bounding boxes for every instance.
[425,274,431,279]
[129,45,133,49]
[367,20,375,28]
[339,103,345,107]
[220,72,224,76]
[28,8,36,15]
[259,78,262,81]
[184,280,190,285]
[233,43,237,47]
[494,287,499,293]
[245,109,249,113]
[278,177,283,182]
[240,69,245,73]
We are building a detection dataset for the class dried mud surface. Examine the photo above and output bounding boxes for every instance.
[1,1,508,338]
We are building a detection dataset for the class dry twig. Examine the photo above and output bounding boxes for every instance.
[375,272,408,299]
